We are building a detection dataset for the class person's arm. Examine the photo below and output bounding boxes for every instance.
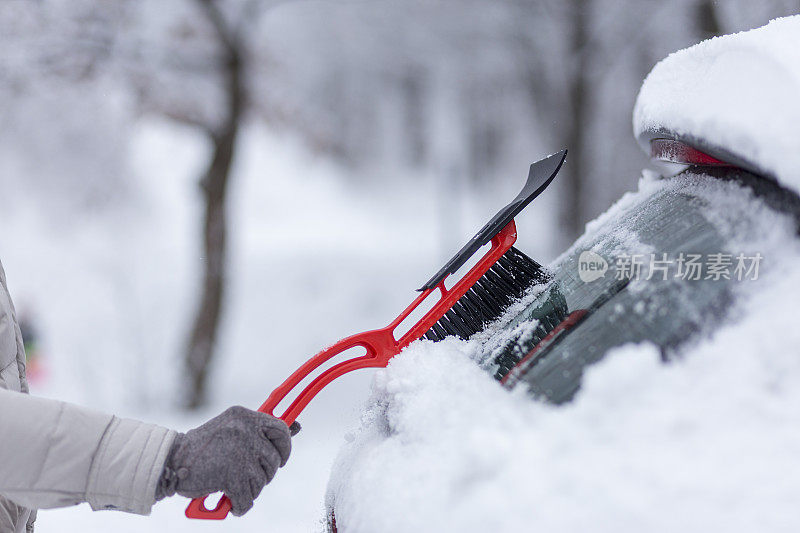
[0,387,174,514]
[0,388,296,517]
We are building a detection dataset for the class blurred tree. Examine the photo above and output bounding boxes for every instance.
[128,0,289,409]
[563,0,591,240]
[181,0,245,410]
[256,0,799,243]
[696,0,723,39]
[0,1,133,211]
[0,0,285,409]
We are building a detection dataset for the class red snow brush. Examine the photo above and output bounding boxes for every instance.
[185,149,567,520]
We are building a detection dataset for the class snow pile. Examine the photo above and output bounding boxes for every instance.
[329,276,800,531]
[328,176,800,532]
[633,15,800,192]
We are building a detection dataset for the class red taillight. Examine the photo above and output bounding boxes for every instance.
[650,138,731,166]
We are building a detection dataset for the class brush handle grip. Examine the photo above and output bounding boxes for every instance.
[185,494,232,520]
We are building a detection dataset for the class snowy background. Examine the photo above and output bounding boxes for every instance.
[0,1,799,531]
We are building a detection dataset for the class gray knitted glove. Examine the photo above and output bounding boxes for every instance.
[156,406,297,516]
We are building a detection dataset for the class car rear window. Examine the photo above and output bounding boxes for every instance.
[482,170,797,404]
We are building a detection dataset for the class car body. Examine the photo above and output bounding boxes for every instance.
[326,16,800,533]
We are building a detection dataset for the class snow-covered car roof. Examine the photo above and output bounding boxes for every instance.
[633,15,800,193]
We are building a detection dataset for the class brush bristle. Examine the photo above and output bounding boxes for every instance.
[422,246,549,342]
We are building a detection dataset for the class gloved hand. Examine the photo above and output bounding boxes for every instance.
[155,406,300,516]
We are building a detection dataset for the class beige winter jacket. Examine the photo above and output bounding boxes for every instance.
[0,261,177,532]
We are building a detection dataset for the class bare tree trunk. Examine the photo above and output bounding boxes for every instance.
[184,0,244,409]
[560,0,591,241]
[696,0,722,39]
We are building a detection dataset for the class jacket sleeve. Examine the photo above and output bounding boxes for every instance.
[0,388,176,515]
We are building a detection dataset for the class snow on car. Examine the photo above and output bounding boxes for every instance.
[326,15,800,533]
[634,15,800,191]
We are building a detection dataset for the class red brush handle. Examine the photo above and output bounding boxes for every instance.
[185,494,232,520]
[186,221,518,520]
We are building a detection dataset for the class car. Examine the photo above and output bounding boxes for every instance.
[325,16,800,533]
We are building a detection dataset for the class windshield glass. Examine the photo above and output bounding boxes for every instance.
[480,170,795,404]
